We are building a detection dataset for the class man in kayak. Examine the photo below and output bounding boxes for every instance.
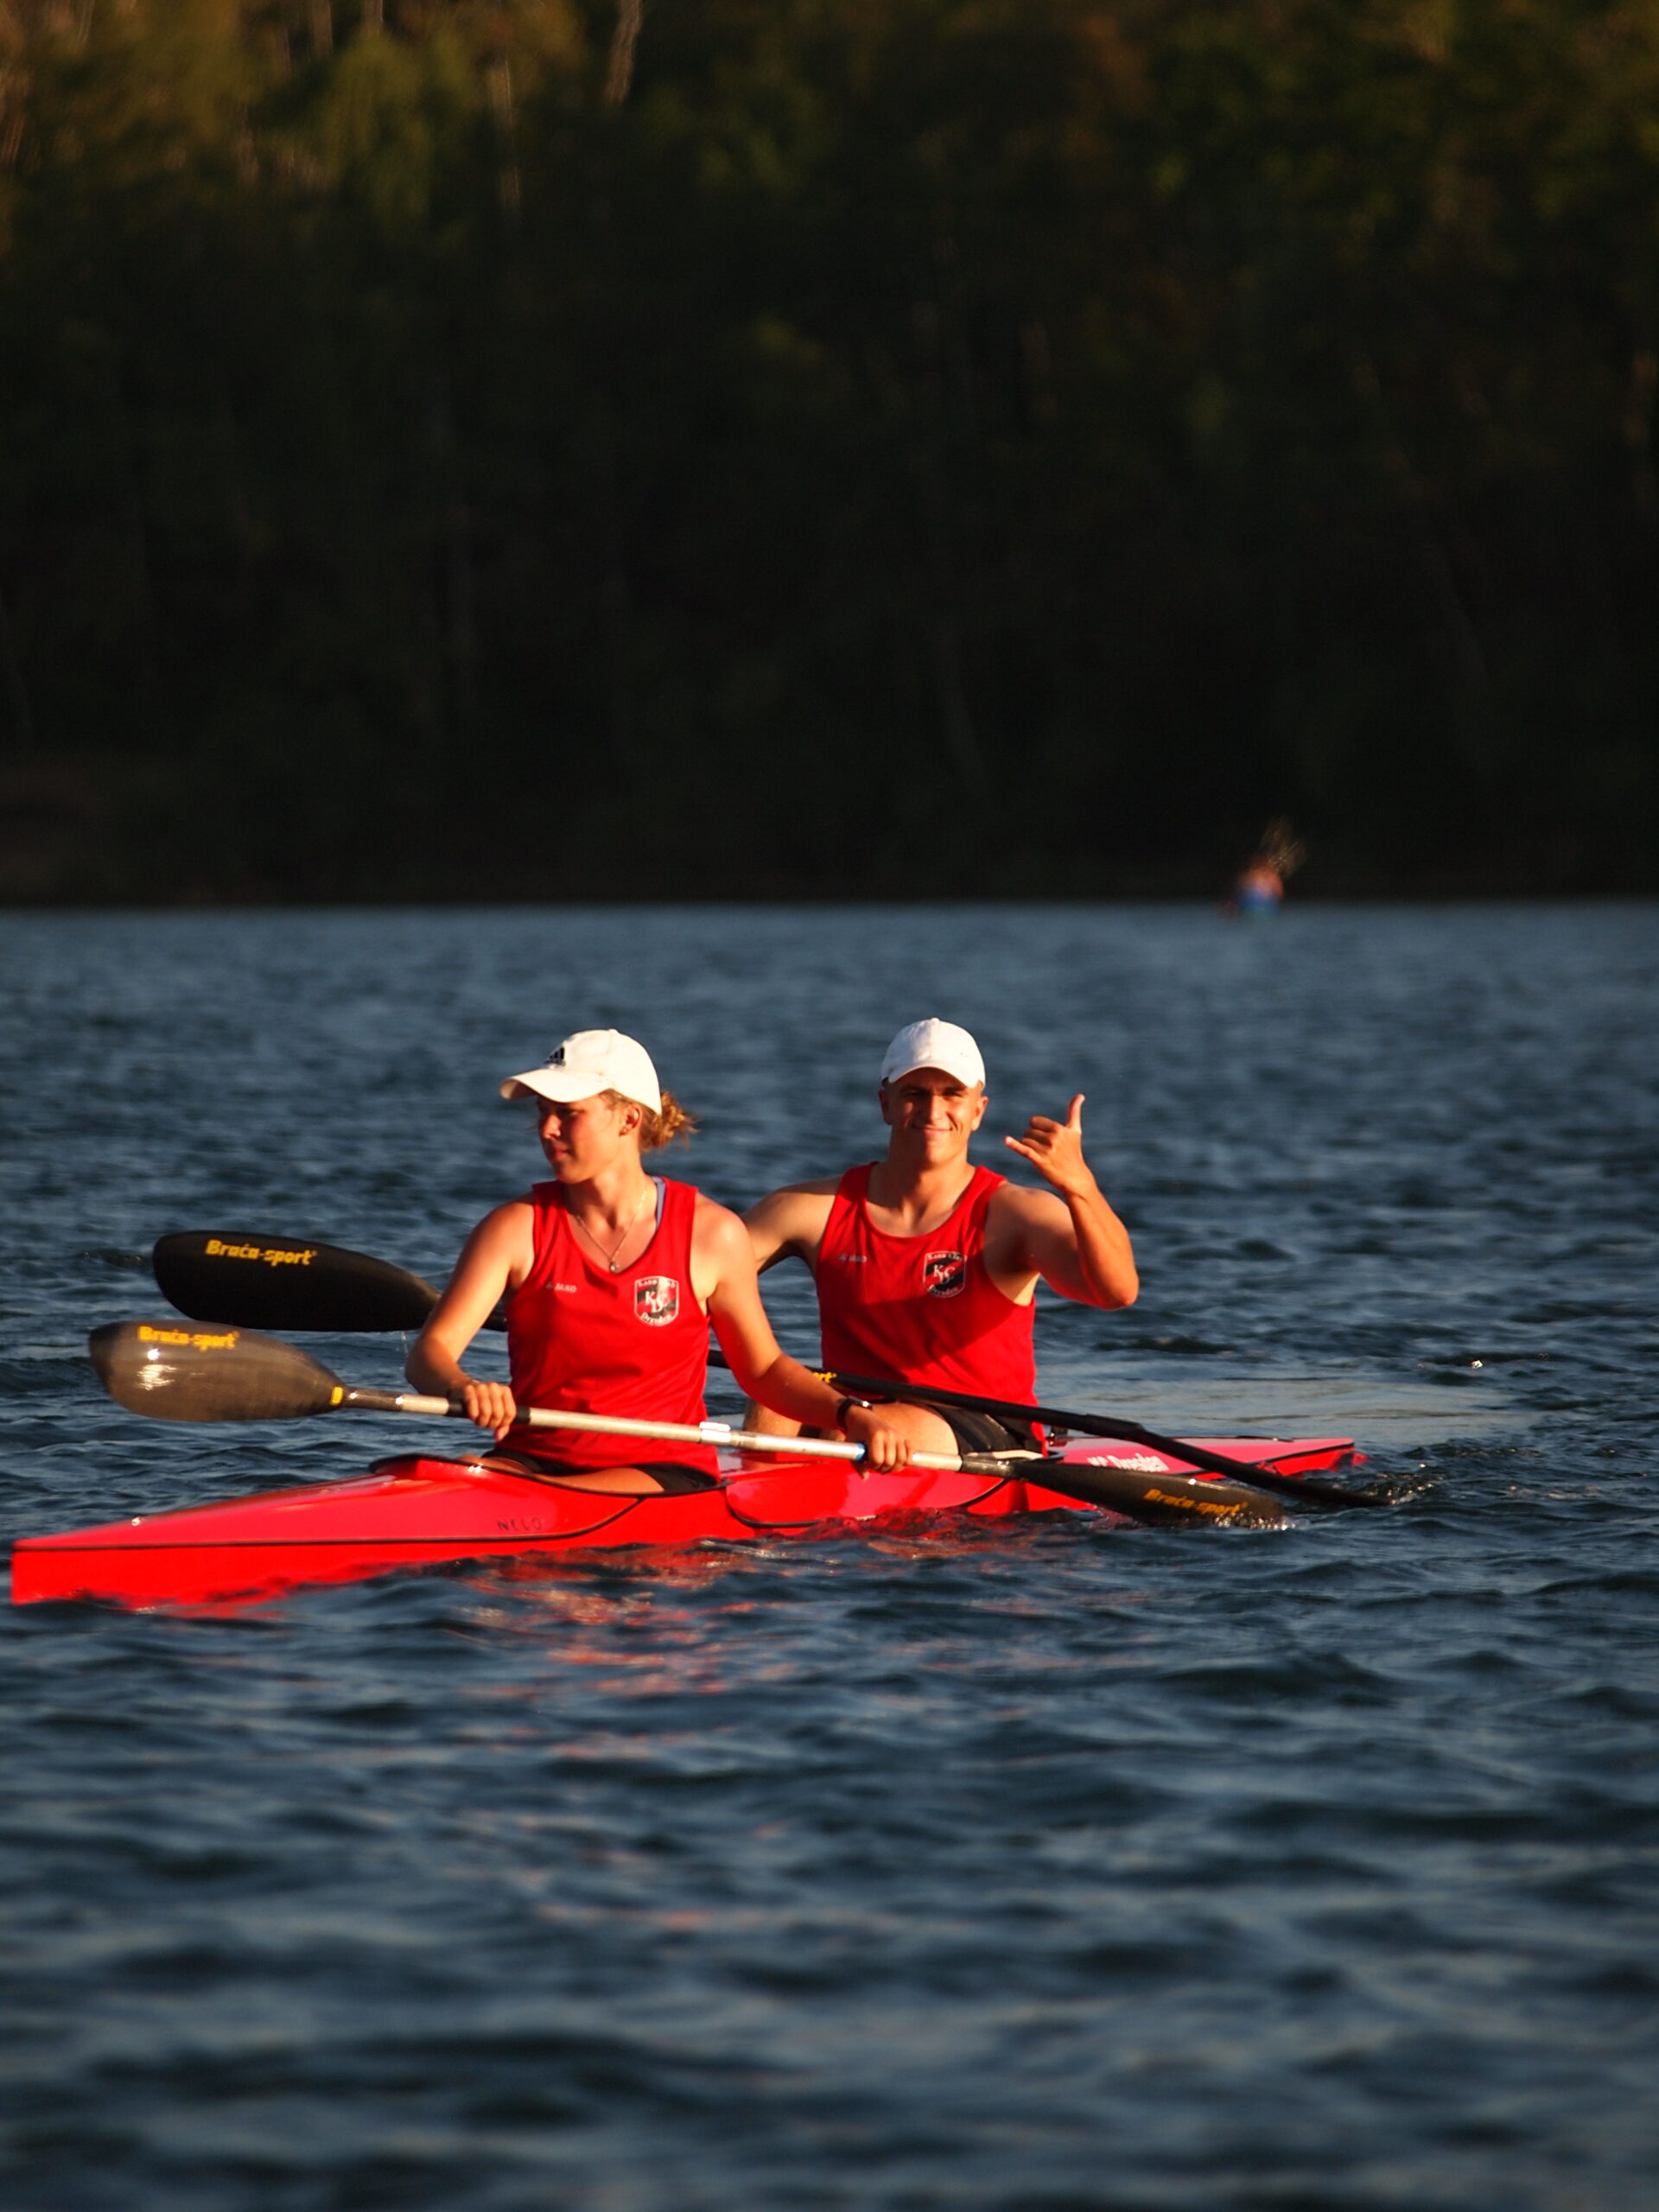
[742,1019,1139,1456]
[408,1029,912,1491]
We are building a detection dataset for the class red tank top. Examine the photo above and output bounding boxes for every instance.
[815,1164,1036,1401]
[504,1178,716,1474]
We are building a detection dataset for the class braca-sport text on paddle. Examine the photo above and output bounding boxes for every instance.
[152,1232,444,1334]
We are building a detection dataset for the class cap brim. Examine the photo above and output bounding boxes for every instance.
[882,1059,984,1088]
[500,1067,614,1104]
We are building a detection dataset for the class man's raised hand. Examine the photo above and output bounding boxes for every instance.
[1004,1093,1096,1198]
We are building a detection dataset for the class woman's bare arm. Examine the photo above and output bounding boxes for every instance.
[406,1200,533,1439]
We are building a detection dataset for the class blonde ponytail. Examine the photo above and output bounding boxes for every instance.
[607,1088,697,1153]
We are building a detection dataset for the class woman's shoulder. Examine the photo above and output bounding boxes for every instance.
[685,1181,736,1224]
[687,1185,750,1251]
[464,1192,539,1243]
[447,1192,541,1295]
[481,1187,543,1222]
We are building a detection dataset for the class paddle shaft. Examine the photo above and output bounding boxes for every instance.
[341,1387,988,1475]
[405,1399,1283,1524]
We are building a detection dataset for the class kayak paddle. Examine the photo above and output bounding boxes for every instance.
[811,1367,1389,1511]
[149,1229,1379,1510]
[87,1322,1290,1529]
[152,1231,448,1333]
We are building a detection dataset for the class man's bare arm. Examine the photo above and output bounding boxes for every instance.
[1001,1096,1139,1309]
[741,1180,837,1274]
[998,1181,1138,1308]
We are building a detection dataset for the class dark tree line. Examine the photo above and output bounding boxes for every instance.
[1,0,1656,898]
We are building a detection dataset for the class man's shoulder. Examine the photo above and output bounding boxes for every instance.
[748,1174,846,1214]
[986,1173,1050,1207]
[742,1175,849,1265]
[985,1176,1069,1230]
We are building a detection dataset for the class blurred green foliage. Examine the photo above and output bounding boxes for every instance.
[0,0,1655,896]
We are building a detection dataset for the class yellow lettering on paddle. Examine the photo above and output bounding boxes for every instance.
[137,1325,238,1352]
[1144,1485,1242,1520]
[201,1237,315,1268]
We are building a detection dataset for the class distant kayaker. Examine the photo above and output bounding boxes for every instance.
[741,1020,1139,1457]
[408,1029,912,1491]
[1230,857,1286,915]
[1226,817,1306,918]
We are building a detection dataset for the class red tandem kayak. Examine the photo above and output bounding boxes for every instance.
[10,1433,1356,1608]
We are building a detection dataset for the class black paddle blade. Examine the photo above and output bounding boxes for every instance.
[89,1320,345,1422]
[1030,1457,1289,1528]
[153,1231,441,1333]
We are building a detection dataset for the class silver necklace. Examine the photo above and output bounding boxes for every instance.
[571,1183,651,1271]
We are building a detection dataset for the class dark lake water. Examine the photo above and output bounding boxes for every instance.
[3,903,1656,2211]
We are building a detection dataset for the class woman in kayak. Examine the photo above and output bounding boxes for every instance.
[407,1029,911,1492]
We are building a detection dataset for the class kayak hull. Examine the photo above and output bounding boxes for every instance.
[10,1436,1357,1609]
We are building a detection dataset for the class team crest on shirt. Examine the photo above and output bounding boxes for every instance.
[634,1274,680,1326]
[923,1250,966,1299]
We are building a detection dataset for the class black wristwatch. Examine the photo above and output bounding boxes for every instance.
[833,1395,874,1430]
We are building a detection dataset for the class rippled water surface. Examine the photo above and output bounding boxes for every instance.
[2,904,1656,2211]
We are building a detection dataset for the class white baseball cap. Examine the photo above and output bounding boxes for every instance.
[880,1019,986,1089]
[500,1029,663,1113]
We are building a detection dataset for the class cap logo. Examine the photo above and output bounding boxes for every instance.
[634,1275,680,1325]
[923,1250,966,1299]
[546,1046,566,1065]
